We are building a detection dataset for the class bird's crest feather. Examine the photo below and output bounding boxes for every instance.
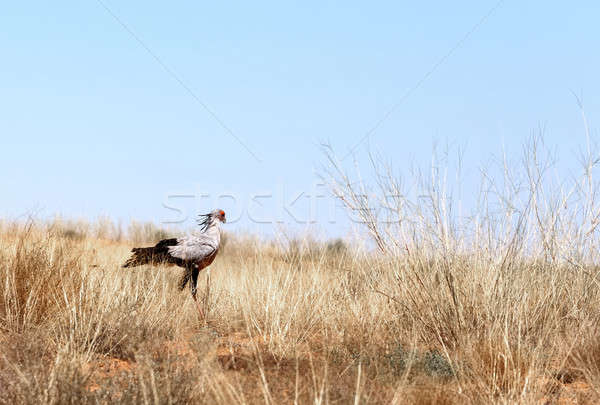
[197,213,213,232]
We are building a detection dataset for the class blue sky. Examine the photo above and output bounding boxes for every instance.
[1,1,599,235]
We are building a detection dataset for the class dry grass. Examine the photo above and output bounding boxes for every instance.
[1,137,600,404]
[0,221,597,404]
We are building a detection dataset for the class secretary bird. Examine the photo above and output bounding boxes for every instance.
[123,209,226,317]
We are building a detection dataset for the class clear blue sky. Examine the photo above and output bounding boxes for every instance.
[1,1,599,235]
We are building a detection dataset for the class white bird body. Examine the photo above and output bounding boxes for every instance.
[169,220,221,265]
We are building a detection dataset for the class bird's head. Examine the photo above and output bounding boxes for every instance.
[215,209,226,223]
[197,209,226,231]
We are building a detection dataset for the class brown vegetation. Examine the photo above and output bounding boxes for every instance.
[0,216,597,404]
[1,137,600,403]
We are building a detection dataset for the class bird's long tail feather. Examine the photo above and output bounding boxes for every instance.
[123,247,151,268]
[122,238,178,268]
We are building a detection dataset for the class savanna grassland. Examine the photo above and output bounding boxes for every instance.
[2,138,600,404]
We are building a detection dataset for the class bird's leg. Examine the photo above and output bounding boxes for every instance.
[190,265,204,319]
[178,270,190,291]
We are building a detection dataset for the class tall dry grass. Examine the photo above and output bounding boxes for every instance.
[0,135,599,403]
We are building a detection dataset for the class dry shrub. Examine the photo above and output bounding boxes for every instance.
[562,329,600,400]
[465,338,534,398]
[320,134,600,402]
[0,222,85,333]
[0,331,95,405]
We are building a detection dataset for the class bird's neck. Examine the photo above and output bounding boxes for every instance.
[204,221,221,242]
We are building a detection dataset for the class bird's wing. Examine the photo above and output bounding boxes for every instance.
[155,238,178,249]
[168,234,217,261]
